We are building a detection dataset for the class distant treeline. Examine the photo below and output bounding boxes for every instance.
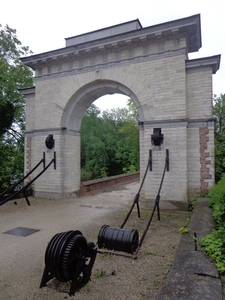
[80,100,139,181]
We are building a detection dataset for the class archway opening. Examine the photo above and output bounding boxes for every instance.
[61,80,144,132]
[80,93,140,182]
[61,80,144,193]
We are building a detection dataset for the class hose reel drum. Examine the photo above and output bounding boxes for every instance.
[98,225,139,255]
[40,230,97,296]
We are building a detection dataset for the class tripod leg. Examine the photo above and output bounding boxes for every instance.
[69,261,83,296]
[39,267,54,288]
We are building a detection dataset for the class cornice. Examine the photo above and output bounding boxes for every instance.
[25,128,81,137]
[142,117,216,128]
[19,87,35,95]
[186,55,221,74]
[21,14,201,70]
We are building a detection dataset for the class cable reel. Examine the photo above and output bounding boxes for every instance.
[98,225,139,255]
[40,230,97,296]
[40,149,169,296]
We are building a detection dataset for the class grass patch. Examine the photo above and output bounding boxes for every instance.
[86,281,92,292]
[179,217,190,234]
[94,269,105,278]
[188,197,197,212]
[153,279,160,287]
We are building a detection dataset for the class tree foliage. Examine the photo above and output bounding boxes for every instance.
[213,94,225,182]
[201,175,225,273]
[0,24,33,191]
[80,100,139,181]
[200,94,225,274]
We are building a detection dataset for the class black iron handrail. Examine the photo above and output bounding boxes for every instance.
[139,150,169,247]
[120,149,169,248]
[0,152,56,206]
[120,159,150,229]
[0,153,45,200]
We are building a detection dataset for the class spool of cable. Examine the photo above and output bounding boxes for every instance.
[44,230,86,281]
[98,225,139,255]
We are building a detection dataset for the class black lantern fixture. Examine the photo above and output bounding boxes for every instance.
[45,135,55,149]
[151,128,164,146]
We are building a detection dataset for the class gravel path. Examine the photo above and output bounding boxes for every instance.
[0,182,190,300]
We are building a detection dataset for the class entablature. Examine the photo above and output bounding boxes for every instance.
[21,14,201,70]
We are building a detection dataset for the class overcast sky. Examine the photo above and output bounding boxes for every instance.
[1,0,224,110]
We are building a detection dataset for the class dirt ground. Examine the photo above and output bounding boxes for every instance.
[0,182,190,300]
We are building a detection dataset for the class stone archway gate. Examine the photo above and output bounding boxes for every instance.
[21,14,220,206]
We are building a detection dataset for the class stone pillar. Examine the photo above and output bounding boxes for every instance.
[142,123,188,204]
[25,130,81,199]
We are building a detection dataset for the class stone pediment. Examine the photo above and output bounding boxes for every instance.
[21,14,201,70]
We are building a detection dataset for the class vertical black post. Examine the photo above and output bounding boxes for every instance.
[149,149,152,171]
[54,152,56,169]
[43,152,46,169]
[166,149,169,172]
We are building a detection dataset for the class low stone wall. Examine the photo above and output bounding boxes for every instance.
[158,198,221,300]
[80,172,139,195]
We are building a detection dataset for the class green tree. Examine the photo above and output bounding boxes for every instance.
[81,104,109,180]
[102,105,139,174]
[0,24,33,191]
[101,108,126,176]
[213,94,225,182]
[0,135,24,190]
[214,94,225,133]
[118,99,139,172]
[80,100,139,181]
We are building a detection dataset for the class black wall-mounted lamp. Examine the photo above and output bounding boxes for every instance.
[151,128,164,146]
[45,135,55,149]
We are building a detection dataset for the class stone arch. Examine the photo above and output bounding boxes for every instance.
[21,15,220,204]
[61,80,144,132]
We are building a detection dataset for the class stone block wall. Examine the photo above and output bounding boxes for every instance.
[141,125,188,203]
[27,49,190,199]
[186,67,213,119]
[25,131,81,199]
[22,16,219,202]
[187,127,201,199]
[186,65,215,199]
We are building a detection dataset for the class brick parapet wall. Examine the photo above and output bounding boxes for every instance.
[80,172,139,195]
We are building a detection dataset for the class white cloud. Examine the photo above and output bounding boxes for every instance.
[94,94,129,111]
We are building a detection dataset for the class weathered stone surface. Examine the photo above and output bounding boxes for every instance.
[158,199,222,300]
